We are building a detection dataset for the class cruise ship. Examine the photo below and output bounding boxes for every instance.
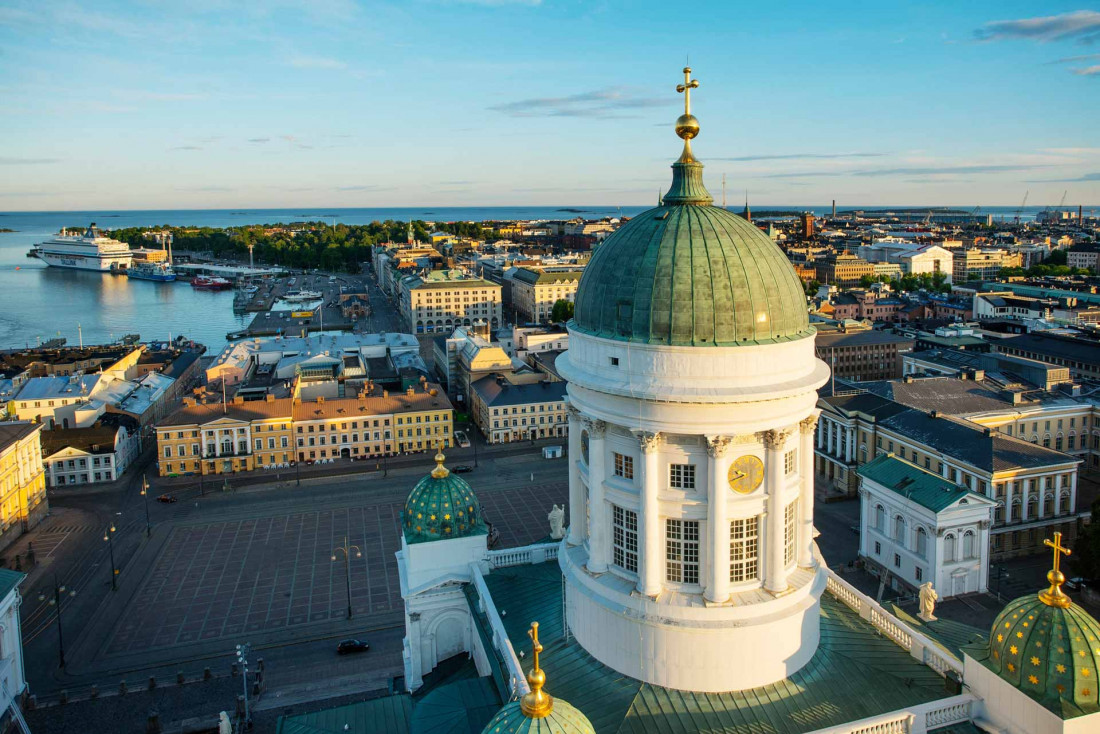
[35,224,134,272]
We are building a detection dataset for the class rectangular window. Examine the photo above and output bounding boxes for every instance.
[730,516,759,583]
[613,452,634,480]
[784,501,797,566]
[612,505,638,573]
[665,519,700,584]
[915,566,923,582]
[669,464,696,490]
[784,449,797,475]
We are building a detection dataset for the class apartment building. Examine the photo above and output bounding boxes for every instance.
[815,251,874,287]
[0,422,47,553]
[399,272,502,335]
[510,268,583,323]
[814,328,914,381]
[469,375,568,444]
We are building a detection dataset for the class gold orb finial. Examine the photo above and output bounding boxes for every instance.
[430,440,450,479]
[520,622,554,718]
[675,66,700,142]
[1038,531,1072,608]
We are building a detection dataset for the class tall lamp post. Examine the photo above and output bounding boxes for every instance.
[38,575,76,668]
[235,642,252,730]
[331,536,362,620]
[104,524,118,590]
[139,475,151,538]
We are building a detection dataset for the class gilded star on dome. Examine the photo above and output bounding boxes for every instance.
[1010,645,1018,655]
[1029,675,1039,684]
[1031,656,1040,666]
[1057,664,1066,673]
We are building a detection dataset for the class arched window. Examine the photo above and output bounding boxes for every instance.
[994,500,1004,524]
[963,530,976,559]
[944,534,957,562]
[894,515,906,546]
[916,527,927,557]
[875,504,885,532]
[1059,491,1071,514]
[1010,498,1021,522]
[1027,495,1038,520]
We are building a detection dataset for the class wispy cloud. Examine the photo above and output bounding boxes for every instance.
[852,164,1047,177]
[714,152,886,162]
[0,156,59,165]
[248,137,271,143]
[176,185,233,192]
[1026,172,1100,182]
[1074,65,1100,75]
[170,145,202,151]
[1046,53,1100,64]
[287,54,347,70]
[336,185,396,192]
[489,88,665,118]
[975,10,1100,44]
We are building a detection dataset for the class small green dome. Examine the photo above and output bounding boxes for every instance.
[571,153,811,347]
[402,451,486,544]
[984,593,1100,716]
[479,699,595,734]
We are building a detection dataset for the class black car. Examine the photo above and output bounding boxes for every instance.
[451,465,473,474]
[337,639,370,655]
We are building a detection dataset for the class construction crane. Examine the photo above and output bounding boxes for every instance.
[1058,190,1068,211]
[1014,190,1029,225]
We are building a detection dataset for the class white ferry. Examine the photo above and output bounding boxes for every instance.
[34,224,134,272]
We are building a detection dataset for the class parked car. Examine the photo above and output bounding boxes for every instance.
[452,465,473,474]
[337,639,370,655]
[1065,577,1087,591]
[156,494,177,504]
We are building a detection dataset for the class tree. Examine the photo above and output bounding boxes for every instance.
[859,274,875,288]
[551,299,575,323]
[1071,498,1100,582]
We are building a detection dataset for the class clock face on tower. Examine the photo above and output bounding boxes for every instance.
[728,455,764,494]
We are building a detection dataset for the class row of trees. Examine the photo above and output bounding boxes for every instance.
[110,220,492,272]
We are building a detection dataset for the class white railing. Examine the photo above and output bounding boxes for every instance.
[824,569,962,678]
[486,541,559,569]
[470,563,530,698]
[807,694,975,734]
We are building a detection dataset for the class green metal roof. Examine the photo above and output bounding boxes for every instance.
[402,456,487,544]
[478,562,950,734]
[276,694,413,734]
[857,454,986,513]
[480,699,596,734]
[411,677,501,734]
[889,603,984,660]
[0,569,24,600]
[966,593,1100,718]
[571,203,811,347]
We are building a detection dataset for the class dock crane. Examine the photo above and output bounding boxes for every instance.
[1014,190,1029,225]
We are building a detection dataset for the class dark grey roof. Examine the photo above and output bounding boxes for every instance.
[859,377,1011,415]
[470,377,567,407]
[822,392,910,420]
[999,332,1100,366]
[0,421,38,451]
[161,350,201,380]
[815,330,915,348]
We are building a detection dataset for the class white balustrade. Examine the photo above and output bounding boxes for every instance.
[486,541,560,569]
[823,568,962,679]
[470,564,530,697]
[806,695,974,734]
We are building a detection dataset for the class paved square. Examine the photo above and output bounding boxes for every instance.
[104,481,566,656]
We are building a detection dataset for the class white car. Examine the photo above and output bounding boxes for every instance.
[455,431,471,448]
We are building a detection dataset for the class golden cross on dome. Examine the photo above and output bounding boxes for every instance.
[520,621,553,718]
[676,67,699,116]
[1039,531,1073,608]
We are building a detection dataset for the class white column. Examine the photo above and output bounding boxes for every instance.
[764,429,792,594]
[1042,475,1052,518]
[844,426,854,464]
[566,405,585,546]
[705,435,733,604]
[637,431,663,597]
[1069,471,1078,516]
[585,419,609,574]
[978,520,991,593]
[816,419,824,450]
[799,415,818,567]
[858,487,869,557]
[406,612,424,690]
[1004,480,1014,523]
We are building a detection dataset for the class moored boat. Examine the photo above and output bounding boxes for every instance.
[127,262,177,282]
[192,276,233,290]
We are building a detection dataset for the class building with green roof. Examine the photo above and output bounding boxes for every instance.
[858,454,996,599]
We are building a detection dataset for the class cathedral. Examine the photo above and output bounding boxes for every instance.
[280,68,1100,734]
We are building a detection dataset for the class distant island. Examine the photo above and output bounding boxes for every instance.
[0,228,16,233]
[556,208,588,213]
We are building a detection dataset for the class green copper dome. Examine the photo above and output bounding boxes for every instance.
[479,699,594,734]
[974,593,1100,717]
[571,150,811,347]
[402,451,486,544]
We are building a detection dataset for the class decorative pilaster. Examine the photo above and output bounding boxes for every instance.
[798,414,818,567]
[566,404,585,546]
[635,430,663,596]
[762,428,793,594]
[705,435,733,603]
[585,418,609,574]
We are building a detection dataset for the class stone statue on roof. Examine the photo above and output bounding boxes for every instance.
[548,504,565,540]
[918,582,938,622]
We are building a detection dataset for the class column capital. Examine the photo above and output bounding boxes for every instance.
[634,430,662,453]
[760,428,794,450]
[566,404,582,420]
[705,435,733,458]
[978,519,992,530]
[799,414,819,434]
[408,612,421,622]
[584,418,607,438]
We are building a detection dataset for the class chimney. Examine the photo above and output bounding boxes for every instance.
[265,393,275,402]
[383,390,389,398]
[183,397,197,407]
[316,395,324,404]
[232,395,244,404]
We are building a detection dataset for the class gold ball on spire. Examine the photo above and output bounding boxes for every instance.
[675,113,700,140]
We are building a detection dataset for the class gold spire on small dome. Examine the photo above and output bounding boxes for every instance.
[520,622,554,718]
[675,66,700,162]
[430,441,450,479]
[1038,531,1072,608]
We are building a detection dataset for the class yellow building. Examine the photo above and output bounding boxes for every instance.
[155,384,454,475]
[511,268,583,323]
[0,422,48,552]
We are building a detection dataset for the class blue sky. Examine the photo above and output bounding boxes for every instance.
[1,1,1098,210]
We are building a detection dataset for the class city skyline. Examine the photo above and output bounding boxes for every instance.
[2,1,1099,210]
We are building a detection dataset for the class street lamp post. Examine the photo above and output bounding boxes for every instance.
[104,524,118,590]
[994,566,1010,600]
[468,423,479,468]
[331,535,362,620]
[38,575,76,668]
[235,642,252,730]
[140,475,151,538]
